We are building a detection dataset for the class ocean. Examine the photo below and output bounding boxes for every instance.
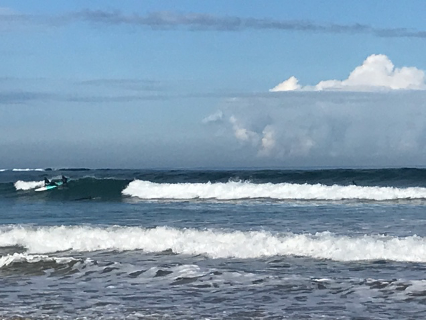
[0,168,425,319]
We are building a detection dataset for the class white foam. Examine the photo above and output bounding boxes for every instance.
[12,168,45,172]
[14,180,44,190]
[0,225,424,262]
[122,180,426,201]
[0,252,75,268]
[143,264,205,280]
[405,279,426,294]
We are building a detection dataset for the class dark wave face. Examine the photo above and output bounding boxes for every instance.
[2,168,425,202]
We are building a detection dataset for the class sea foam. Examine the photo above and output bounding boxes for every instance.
[0,252,76,268]
[14,180,44,191]
[0,225,424,262]
[122,180,426,201]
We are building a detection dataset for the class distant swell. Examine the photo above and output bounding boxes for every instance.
[122,180,426,201]
[0,226,424,262]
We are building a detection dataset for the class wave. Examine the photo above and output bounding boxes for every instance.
[14,180,45,191]
[6,169,425,203]
[9,177,129,201]
[0,225,424,262]
[0,252,77,268]
[4,168,425,186]
[122,180,426,201]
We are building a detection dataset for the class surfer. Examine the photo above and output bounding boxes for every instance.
[44,178,57,187]
[61,175,68,184]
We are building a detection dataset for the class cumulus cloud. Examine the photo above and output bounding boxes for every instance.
[270,54,426,92]
[260,125,276,156]
[269,76,301,92]
[229,116,259,146]
[204,91,426,167]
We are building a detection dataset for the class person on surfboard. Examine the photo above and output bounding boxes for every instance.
[44,176,68,187]
[44,178,57,187]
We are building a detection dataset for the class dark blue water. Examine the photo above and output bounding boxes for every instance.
[0,168,425,319]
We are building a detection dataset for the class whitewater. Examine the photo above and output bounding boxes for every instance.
[14,179,426,201]
[0,168,425,319]
[122,180,426,201]
[0,225,424,262]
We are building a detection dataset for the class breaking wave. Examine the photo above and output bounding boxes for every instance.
[6,168,425,202]
[122,180,426,201]
[14,180,44,191]
[0,225,424,262]
[0,252,77,268]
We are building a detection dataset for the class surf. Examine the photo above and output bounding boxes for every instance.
[122,180,426,201]
[6,168,426,202]
[0,225,424,262]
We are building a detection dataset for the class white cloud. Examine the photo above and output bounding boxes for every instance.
[270,54,426,92]
[202,110,223,124]
[203,91,426,167]
[260,125,276,156]
[229,116,259,146]
[269,76,301,92]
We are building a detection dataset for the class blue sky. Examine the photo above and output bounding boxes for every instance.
[0,1,425,168]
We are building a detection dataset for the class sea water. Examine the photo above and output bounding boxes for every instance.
[0,168,425,319]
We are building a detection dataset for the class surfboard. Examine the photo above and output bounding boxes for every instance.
[35,181,63,192]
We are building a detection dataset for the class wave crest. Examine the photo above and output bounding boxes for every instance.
[122,180,426,201]
[1,226,424,262]
[14,180,44,191]
[0,252,76,268]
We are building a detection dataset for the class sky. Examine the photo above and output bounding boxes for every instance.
[0,0,425,169]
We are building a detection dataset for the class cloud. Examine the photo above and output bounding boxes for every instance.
[270,54,426,92]
[0,91,53,104]
[0,77,177,105]
[70,10,426,38]
[204,91,426,167]
[229,115,259,146]
[77,79,166,92]
[0,90,168,105]
[1,8,425,39]
[202,110,223,124]
[0,9,25,31]
[269,76,301,92]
